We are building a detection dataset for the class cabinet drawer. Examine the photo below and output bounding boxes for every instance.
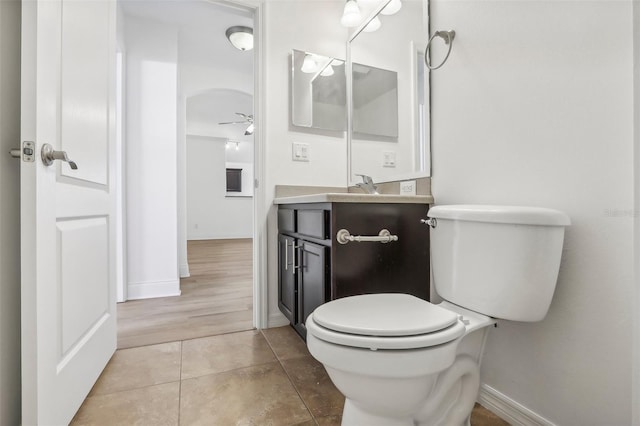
[297,210,328,240]
[278,209,296,233]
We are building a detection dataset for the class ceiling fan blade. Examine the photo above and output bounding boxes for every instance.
[218,121,246,125]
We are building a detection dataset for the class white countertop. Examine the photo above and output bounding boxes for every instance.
[273,193,434,205]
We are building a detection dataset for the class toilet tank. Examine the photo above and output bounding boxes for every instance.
[428,205,570,322]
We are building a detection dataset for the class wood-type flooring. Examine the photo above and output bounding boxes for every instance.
[117,239,253,349]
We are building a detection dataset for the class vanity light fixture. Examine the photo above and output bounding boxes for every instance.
[301,54,319,73]
[341,0,362,27]
[321,65,335,77]
[225,26,253,51]
[380,0,402,15]
[363,16,381,32]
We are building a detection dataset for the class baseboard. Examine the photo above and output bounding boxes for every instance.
[478,384,556,426]
[179,263,190,278]
[127,279,181,300]
[187,235,253,241]
[267,312,290,328]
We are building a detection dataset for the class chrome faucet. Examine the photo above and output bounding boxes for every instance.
[355,174,379,194]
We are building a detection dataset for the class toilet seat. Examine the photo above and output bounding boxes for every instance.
[307,294,466,350]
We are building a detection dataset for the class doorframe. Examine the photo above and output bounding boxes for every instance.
[246,0,268,329]
[116,0,268,329]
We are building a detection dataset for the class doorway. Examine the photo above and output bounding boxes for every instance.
[114,0,257,349]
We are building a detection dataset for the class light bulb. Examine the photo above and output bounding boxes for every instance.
[363,16,381,32]
[235,142,239,150]
[341,0,361,27]
[380,0,401,15]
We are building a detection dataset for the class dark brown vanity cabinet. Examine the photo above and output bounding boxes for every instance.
[278,202,430,339]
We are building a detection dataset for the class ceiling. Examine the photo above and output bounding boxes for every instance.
[120,0,254,140]
[120,0,253,70]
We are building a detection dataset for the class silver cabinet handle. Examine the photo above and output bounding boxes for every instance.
[284,239,300,274]
[41,143,78,170]
[336,228,398,244]
[284,239,289,271]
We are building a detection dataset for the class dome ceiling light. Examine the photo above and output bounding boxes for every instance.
[225,26,253,51]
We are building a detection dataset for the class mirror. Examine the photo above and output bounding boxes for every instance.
[352,63,398,138]
[348,0,430,184]
[291,49,347,131]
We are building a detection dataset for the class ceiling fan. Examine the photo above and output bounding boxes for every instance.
[218,112,254,135]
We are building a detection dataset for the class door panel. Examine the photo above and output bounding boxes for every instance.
[21,0,117,424]
[60,0,110,185]
[58,217,110,354]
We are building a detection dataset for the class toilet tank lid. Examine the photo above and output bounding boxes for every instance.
[428,205,571,226]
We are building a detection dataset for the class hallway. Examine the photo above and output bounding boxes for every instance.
[117,239,253,349]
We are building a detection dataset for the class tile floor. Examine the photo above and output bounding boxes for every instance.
[71,326,509,426]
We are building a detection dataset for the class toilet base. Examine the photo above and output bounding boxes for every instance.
[343,399,414,426]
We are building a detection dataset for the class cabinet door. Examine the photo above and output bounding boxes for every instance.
[296,241,328,337]
[278,234,297,323]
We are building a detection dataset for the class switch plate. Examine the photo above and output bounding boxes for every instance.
[383,151,396,168]
[400,180,416,195]
[292,142,310,162]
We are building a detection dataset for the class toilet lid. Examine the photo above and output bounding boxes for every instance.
[312,294,459,337]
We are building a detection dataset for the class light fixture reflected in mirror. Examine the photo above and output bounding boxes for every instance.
[341,0,361,27]
[225,26,253,51]
[363,16,381,32]
[380,0,402,15]
[321,65,335,77]
[301,54,319,73]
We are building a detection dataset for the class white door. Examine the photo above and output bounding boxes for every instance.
[20,0,117,424]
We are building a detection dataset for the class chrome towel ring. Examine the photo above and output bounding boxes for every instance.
[425,30,456,70]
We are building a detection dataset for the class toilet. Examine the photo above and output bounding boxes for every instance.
[306,205,570,426]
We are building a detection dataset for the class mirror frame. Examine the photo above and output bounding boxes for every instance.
[346,0,431,186]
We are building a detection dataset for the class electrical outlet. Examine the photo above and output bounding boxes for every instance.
[292,142,310,162]
[400,180,416,195]
[383,151,396,168]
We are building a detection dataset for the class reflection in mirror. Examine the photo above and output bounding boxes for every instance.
[291,49,346,131]
[352,63,398,138]
[348,0,430,184]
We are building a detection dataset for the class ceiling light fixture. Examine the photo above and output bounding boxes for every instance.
[244,123,254,136]
[380,0,402,15]
[225,26,253,51]
[341,0,362,27]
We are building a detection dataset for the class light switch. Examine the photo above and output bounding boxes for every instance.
[383,151,396,168]
[292,142,310,162]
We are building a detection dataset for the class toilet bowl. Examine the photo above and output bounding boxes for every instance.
[306,205,570,426]
[307,294,493,426]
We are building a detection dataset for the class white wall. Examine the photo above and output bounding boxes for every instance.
[124,15,180,299]
[264,0,348,326]
[430,1,633,424]
[0,1,21,423]
[186,137,254,240]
